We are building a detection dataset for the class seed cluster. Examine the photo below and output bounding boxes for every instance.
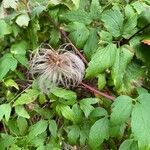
[29,44,85,93]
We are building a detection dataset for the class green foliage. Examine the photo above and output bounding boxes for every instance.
[0,0,150,149]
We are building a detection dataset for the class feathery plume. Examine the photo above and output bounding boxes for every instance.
[29,44,85,93]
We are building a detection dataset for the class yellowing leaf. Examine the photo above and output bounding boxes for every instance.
[16,14,30,27]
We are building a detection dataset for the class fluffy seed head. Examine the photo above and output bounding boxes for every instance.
[29,44,85,93]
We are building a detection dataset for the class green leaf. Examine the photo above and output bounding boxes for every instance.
[111,45,134,91]
[3,0,18,9]
[0,53,17,80]
[0,103,11,122]
[88,117,109,149]
[99,30,112,44]
[122,14,137,39]
[89,107,107,118]
[5,79,19,90]
[28,120,48,140]
[68,125,80,144]
[16,13,30,27]
[101,8,124,37]
[10,40,28,67]
[80,98,99,118]
[15,105,30,119]
[89,0,102,20]
[111,95,133,125]
[0,134,16,150]
[49,120,57,138]
[17,117,28,135]
[84,28,98,59]
[131,93,150,150]
[0,20,12,37]
[50,29,60,46]
[63,10,92,24]
[60,105,74,121]
[13,89,39,106]
[86,44,117,78]
[51,87,76,101]
[97,74,106,90]
[119,139,139,150]
[67,22,89,48]
[61,0,80,10]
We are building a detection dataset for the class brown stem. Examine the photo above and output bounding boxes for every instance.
[80,82,115,101]
[59,28,88,65]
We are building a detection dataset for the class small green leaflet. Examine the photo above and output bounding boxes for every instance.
[119,139,138,150]
[68,125,80,145]
[0,20,12,37]
[49,120,57,138]
[80,98,99,118]
[101,8,124,37]
[15,105,30,119]
[110,95,133,125]
[86,44,117,78]
[10,40,28,67]
[5,79,19,90]
[63,10,91,25]
[16,13,30,27]
[17,117,28,135]
[67,22,89,48]
[0,53,17,80]
[88,117,109,149]
[84,28,98,59]
[28,120,48,140]
[111,45,134,91]
[131,93,150,150]
[0,103,11,122]
[61,0,80,10]
[13,89,40,106]
[51,87,76,101]
[97,74,106,90]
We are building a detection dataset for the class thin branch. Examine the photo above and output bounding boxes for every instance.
[80,82,115,101]
[128,23,150,41]
[59,28,88,65]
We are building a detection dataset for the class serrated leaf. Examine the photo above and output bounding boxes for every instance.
[67,22,89,48]
[111,45,134,91]
[122,14,137,39]
[63,10,92,24]
[15,105,30,119]
[49,120,57,138]
[99,30,112,44]
[16,14,30,27]
[80,98,99,118]
[17,117,28,135]
[0,103,11,122]
[119,139,138,150]
[84,28,98,59]
[97,74,106,90]
[111,95,133,125]
[68,125,80,144]
[89,0,102,20]
[10,40,28,67]
[88,117,109,149]
[13,89,39,106]
[3,0,18,9]
[131,93,150,150]
[89,107,107,118]
[86,44,117,78]
[51,87,76,101]
[28,120,48,139]
[0,20,12,36]
[0,53,17,80]
[101,8,124,37]
[60,105,74,121]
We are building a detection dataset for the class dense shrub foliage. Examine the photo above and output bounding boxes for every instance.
[0,0,150,149]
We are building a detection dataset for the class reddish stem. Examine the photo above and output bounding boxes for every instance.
[80,82,115,101]
[59,28,88,65]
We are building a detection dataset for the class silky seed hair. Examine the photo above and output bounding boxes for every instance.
[29,44,85,93]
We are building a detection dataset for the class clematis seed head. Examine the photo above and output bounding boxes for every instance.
[29,44,85,93]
